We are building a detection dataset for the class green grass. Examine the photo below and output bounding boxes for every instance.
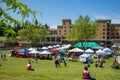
[0,52,120,80]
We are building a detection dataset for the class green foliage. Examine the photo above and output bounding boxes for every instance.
[0,0,40,25]
[18,24,50,46]
[69,15,97,42]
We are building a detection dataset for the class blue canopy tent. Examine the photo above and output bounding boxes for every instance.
[17,48,30,54]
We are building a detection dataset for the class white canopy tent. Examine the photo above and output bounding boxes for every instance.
[96,49,105,55]
[41,47,48,50]
[28,47,36,51]
[29,50,40,54]
[79,54,93,63]
[85,49,94,53]
[68,48,83,52]
[39,50,51,54]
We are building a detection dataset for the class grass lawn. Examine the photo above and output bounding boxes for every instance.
[0,51,120,80]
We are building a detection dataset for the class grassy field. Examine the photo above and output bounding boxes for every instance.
[0,52,120,80]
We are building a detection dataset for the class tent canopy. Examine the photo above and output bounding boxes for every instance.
[17,48,30,54]
[74,42,101,48]
[68,48,83,52]
[85,49,94,53]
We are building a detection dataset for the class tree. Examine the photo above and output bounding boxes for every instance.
[18,23,50,46]
[0,0,40,25]
[69,15,97,48]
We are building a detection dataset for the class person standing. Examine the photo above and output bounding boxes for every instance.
[3,53,6,60]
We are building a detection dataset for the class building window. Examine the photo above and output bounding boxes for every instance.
[107,33,110,35]
[103,24,105,27]
[103,33,105,35]
[103,29,105,31]
[64,23,66,25]
[103,36,105,39]
[69,26,72,28]
[69,22,71,25]
[107,29,110,31]
[64,30,66,32]
[112,33,114,35]
[107,36,110,39]
[64,26,66,29]
[59,30,61,32]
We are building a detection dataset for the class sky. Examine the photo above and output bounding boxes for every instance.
[2,0,120,28]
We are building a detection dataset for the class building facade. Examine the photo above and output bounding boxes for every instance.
[56,19,120,47]
[57,19,72,40]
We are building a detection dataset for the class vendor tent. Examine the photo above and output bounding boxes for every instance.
[79,54,93,63]
[29,50,40,54]
[40,50,51,54]
[103,48,112,55]
[68,48,83,52]
[74,42,101,48]
[17,48,30,53]
[96,49,105,55]
[28,47,36,51]
[85,49,94,53]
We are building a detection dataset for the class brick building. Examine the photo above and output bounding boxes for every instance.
[55,19,120,47]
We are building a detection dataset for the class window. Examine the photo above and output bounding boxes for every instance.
[107,33,110,35]
[64,33,66,35]
[103,29,105,31]
[103,36,105,39]
[64,26,66,29]
[69,26,72,28]
[107,36,110,39]
[103,33,105,35]
[103,24,105,27]
[64,30,66,32]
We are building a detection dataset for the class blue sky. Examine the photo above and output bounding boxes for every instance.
[3,0,120,28]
